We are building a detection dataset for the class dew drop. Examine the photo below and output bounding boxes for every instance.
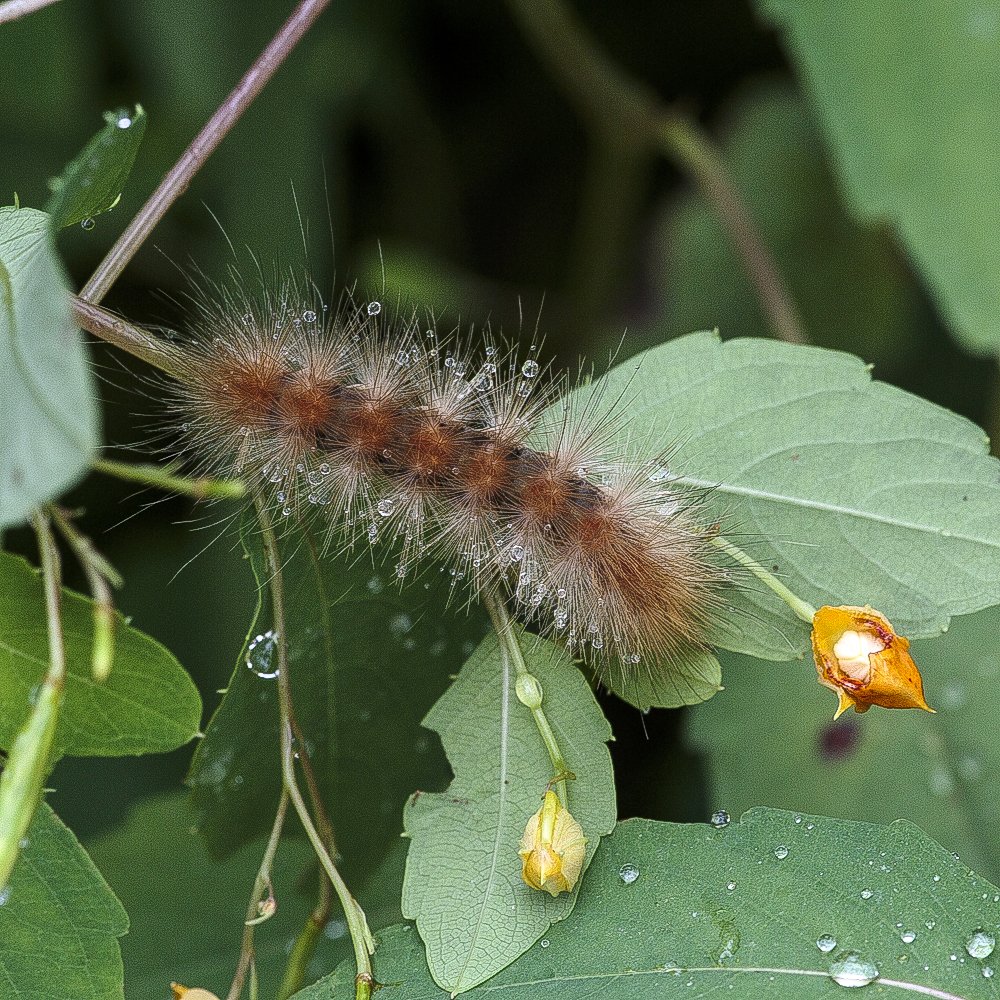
[377,498,396,517]
[710,810,731,829]
[521,359,540,378]
[80,217,95,231]
[860,889,873,900]
[828,952,879,988]
[984,966,995,979]
[319,462,331,475]
[246,630,279,679]
[726,881,736,891]
[0,886,10,906]
[966,929,996,959]
[900,930,917,944]
[367,301,381,316]
[618,863,640,885]
[302,309,317,323]
[774,845,789,860]
[540,939,550,948]
[817,934,838,953]
[509,544,525,562]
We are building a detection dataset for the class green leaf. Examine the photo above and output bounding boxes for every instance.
[688,604,1000,881]
[402,631,615,994]
[755,0,1000,356]
[311,812,1000,998]
[45,106,147,230]
[603,643,721,711]
[0,206,99,528]
[0,803,127,1000]
[566,331,1000,661]
[648,79,920,362]
[187,531,488,874]
[86,792,403,1000]
[0,551,201,758]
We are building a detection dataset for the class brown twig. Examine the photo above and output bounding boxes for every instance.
[505,0,807,345]
[79,0,331,305]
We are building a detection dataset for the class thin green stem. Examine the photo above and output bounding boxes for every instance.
[226,790,289,1000]
[257,508,374,1000]
[0,512,66,889]
[505,0,806,346]
[711,534,817,624]
[276,899,326,1000]
[49,506,121,681]
[483,593,571,808]
[93,457,246,500]
[79,0,331,304]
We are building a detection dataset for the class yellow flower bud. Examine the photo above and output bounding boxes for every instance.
[810,605,934,719]
[171,985,221,1000]
[518,790,587,896]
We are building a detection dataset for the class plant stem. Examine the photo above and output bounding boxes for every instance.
[0,512,66,889]
[276,891,328,1000]
[93,457,246,500]
[505,0,806,346]
[710,534,817,624]
[48,506,122,681]
[483,592,572,808]
[257,509,375,1000]
[226,790,289,1000]
[72,296,189,377]
[79,0,331,305]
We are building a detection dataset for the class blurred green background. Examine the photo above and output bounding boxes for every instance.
[2,0,998,893]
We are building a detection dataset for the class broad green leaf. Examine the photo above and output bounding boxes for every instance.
[86,792,403,999]
[0,803,127,1000]
[0,551,201,758]
[566,331,1000,661]
[0,206,98,528]
[45,106,147,230]
[688,604,1000,881]
[312,812,1000,999]
[647,80,919,362]
[603,643,721,711]
[755,0,1000,356]
[187,531,488,874]
[402,631,615,994]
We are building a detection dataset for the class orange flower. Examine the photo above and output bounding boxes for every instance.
[518,790,587,896]
[811,605,934,719]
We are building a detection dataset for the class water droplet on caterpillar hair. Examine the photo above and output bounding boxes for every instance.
[626,653,641,664]
[302,309,317,323]
[367,301,381,316]
[368,524,378,542]
[276,491,287,502]
[521,360,540,378]
[377,498,396,517]
[281,506,292,516]
[508,545,525,562]
[554,608,569,629]
[591,636,604,650]
[395,349,410,366]
[319,463,331,475]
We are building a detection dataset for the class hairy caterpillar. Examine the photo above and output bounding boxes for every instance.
[167,272,725,678]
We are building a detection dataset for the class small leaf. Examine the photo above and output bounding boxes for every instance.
[312,811,1000,998]
[0,551,201,758]
[688,604,1000,881]
[0,804,127,1000]
[187,529,488,875]
[402,631,615,994]
[45,105,147,230]
[755,0,1000,355]
[0,205,99,528]
[603,643,721,710]
[564,331,1000,661]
